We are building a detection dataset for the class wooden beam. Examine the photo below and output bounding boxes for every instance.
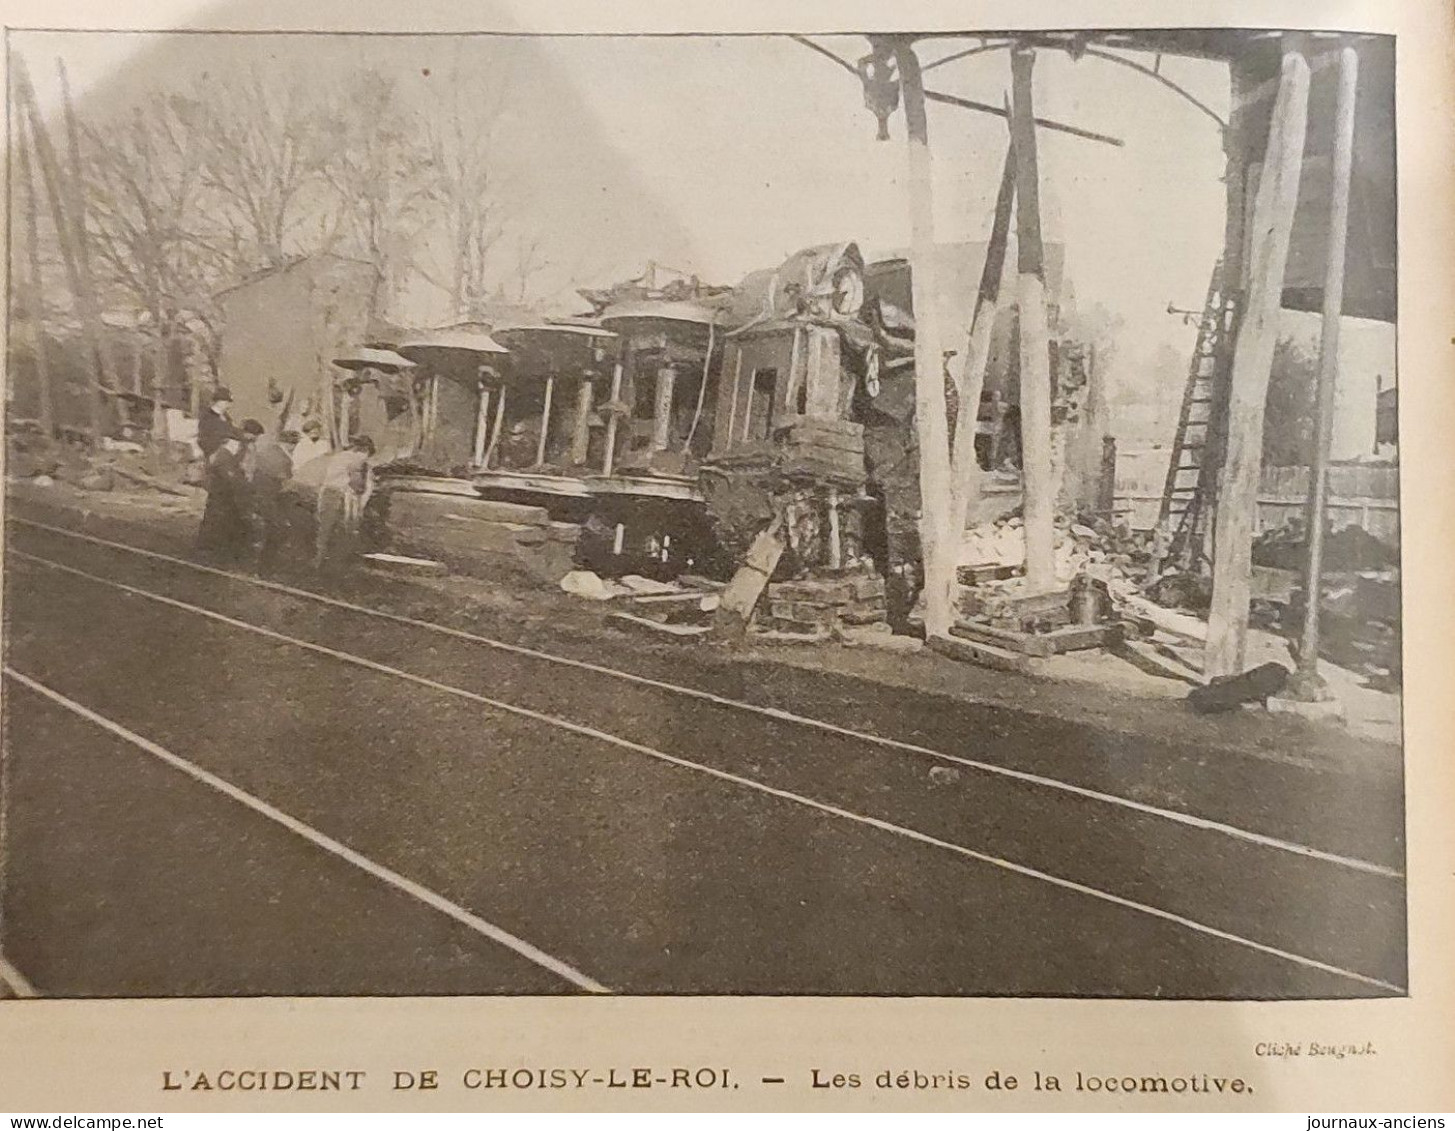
[889,36,957,637]
[483,384,506,469]
[924,89,1125,147]
[473,384,491,466]
[537,375,555,465]
[950,138,1016,533]
[1292,44,1360,696]
[602,360,624,476]
[1010,45,1057,595]
[1205,48,1311,678]
[14,107,55,438]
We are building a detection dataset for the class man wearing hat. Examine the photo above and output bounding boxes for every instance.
[196,423,252,562]
[197,385,235,460]
[291,418,331,474]
[313,434,376,573]
[244,420,296,573]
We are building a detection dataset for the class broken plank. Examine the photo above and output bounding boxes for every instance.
[951,620,1118,657]
[608,611,711,638]
[927,631,1039,674]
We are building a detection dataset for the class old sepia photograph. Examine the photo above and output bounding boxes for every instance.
[0,25,1404,1004]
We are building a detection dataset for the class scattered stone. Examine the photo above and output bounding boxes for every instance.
[1267,695,1348,726]
[928,765,962,786]
[837,623,923,653]
[560,569,613,600]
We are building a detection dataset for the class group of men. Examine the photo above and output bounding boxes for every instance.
[194,385,376,574]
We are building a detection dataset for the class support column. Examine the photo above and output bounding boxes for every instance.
[889,36,956,636]
[1009,44,1056,595]
[602,360,625,477]
[803,328,843,417]
[1206,47,1311,678]
[537,375,556,465]
[651,365,676,450]
[570,377,595,465]
[473,384,491,466]
[1291,44,1359,697]
[483,386,506,469]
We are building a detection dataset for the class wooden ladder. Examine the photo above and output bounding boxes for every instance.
[1158,262,1238,570]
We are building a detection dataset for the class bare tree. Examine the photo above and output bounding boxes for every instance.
[316,69,436,323]
[418,58,521,319]
[175,68,331,274]
[76,88,235,416]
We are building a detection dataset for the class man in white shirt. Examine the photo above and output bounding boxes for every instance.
[291,418,331,473]
[313,435,375,573]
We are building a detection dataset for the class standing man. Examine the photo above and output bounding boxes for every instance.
[196,426,251,563]
[291,418,331,474]
[197,386,235,461]
[313,435,376,574]
[244,420,296,573]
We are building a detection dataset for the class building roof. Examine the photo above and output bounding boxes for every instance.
[212,252,374,300]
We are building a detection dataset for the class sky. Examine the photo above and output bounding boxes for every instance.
[16,30,1392,448]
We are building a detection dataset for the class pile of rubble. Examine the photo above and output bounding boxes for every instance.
[6,425,202,500]
[763,569,887,637]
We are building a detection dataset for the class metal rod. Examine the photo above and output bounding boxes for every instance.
[922,41,1015,72]
[924,89,1124,147]
[1072,46,1227,131]
[788,34,1121,146]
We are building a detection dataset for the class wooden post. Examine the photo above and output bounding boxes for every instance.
[826,486,843,571]
[712,514,787,641]
[1009,44,1057,594]
[13,57,114,444]
[1097,435,1118,518]
[1068,344,1109,512]
[951,138,1016,533]
[15,108,55,438]
[483,385,506,469]
[890,36,956,636]
[536,375,555,466]
[473,384,492,466]
[1292,45,1359,697]
[1206,47,1311,678]
[570,377,594,465]
[602,360,624,476]
[683,318,717,454]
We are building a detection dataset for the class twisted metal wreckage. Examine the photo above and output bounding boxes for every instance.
[210,30,1393,684]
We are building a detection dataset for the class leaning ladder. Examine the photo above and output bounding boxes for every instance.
[1158,262,1238,569]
